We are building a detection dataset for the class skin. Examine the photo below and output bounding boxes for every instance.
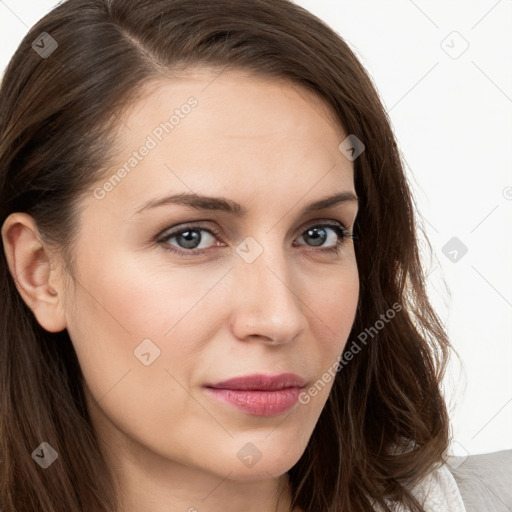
[2,68,360,512]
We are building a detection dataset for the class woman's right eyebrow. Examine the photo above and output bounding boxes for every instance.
[132,191,359,218]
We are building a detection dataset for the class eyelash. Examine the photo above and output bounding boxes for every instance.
[156,221,354,258]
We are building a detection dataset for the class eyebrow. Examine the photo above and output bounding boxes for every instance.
[134,191,359,217]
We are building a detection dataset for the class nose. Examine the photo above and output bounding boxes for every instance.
[229,246,308,345]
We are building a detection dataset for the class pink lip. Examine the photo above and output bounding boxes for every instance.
[205,373,306,391]
[203,373,306,417]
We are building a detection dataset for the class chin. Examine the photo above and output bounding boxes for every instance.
[215,436,307,481]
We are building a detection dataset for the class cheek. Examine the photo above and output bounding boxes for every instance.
[69,248,223,340]
[313,258,359,347]
[65,249,231,380]
[301,259,359,400]
[64,258,221,460]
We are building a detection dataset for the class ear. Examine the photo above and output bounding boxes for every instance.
[1,212,67,333]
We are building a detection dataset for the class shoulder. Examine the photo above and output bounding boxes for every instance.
[447,449,512,511]
[405,464,467,512]
[371,463,467,512]
[381,440,467,511]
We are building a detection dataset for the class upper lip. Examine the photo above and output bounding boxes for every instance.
[205,373,306,391]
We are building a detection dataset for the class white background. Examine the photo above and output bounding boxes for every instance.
[0,0,510,456]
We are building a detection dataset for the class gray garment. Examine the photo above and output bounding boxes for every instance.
[448,450,512,512]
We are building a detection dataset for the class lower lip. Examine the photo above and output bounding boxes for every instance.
[203,386,302,416]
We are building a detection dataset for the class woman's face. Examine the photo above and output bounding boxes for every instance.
[53,69,359,485]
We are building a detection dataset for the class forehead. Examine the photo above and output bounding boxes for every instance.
[90,68,354,217]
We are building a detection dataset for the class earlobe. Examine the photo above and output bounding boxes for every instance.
[1,212,67,333]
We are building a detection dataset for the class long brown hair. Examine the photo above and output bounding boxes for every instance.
[0,0,451,510]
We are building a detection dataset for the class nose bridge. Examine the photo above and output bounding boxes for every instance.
[230,235,308,343]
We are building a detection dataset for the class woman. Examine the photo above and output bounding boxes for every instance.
[0,0,466,510]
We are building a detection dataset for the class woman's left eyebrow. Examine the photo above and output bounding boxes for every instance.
[132,191,358,218]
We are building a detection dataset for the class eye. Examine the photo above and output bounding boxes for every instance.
[294,221,353,254]
[157,221,353,257]
[157,224,223,256]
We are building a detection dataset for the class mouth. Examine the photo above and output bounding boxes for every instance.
[202,373,306,416]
